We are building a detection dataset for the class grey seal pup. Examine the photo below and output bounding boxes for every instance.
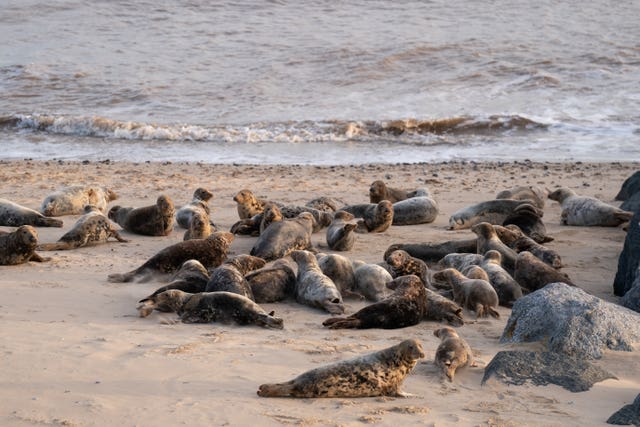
[548,187,633,226]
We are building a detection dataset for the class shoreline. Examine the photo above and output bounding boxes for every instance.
[1,159,638,426]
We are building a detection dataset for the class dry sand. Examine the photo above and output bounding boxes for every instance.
[0,159,638,427]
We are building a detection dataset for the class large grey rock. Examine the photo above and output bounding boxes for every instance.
[621,267,640,313]
[481,350,616,392]
[614,211,640,296]
[616,171,640,201]
[607,393,640,426]
[500,283,640,359]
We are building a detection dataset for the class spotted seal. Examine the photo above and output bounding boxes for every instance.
[246,257,297,303]
[0,198,63,227]
[352,263,393,302]
[433,268,500,319]
[391,196,439,225]
[434,327,476,382]
[548,187,633,227]
[233,189,276,219]
[478,250,523,307]
[204,254,266,300]
[471,222,517,274]
[502,203,552,243]
[496,185,547,209]
[257,338,424,398]
[385,249,432,288]
[514,251,575,292]
[0,225,50,265]
[448,199,532,230]
[323,275,426,329]
[38,205,129,251]
[183,211,212,241]
[369,180,430,204]
[108,195,175,236]
[250,212,315,261]
[339,200,393,233]
[40,185,118,216]
[175,187,214,229]
[326,211,357,251]
[148,289,283,329]
[305,196,342,212]
[107,231,234,283]
[290,249,344,314]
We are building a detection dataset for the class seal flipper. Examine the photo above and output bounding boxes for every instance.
[34,216,63,227]
[322,317,361,329]
[257,380,296,397]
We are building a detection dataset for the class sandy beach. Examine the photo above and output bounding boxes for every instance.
[1,159,638,427]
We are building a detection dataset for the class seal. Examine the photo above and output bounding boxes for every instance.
[496,185,547,209]
[278,205,333,232]
[434,327,476,382]
[437,253,483,272]
[107,231,234,283]
[260,203,284,234]
[257,338,425,398]
[384,238,478,264]
[323,275,426,329]
[305,196,342,212]
[317,253,358,297]
[478,250,523,307]
[391,196,439,225]
[502,203,552,243]
[230,203,283,237]
[385,249,433,289]
[246,257,297,303]
[340,200,393,233]
[169,259,211,284]
[461,265,490,281]
[511,234,563,269]
[352,263,393,302]
[448,199,532,230]
[290,249,345,314]
[433,268,500,319]
[0,225,50,265]
[369,180,430,204]
[204,254,266,300]
[38,205,129,251]
[326,211,357,251]
[514,251,575,293]
[424,288,464,326]
[40,185,118,216]
[175,187,214,229]
[183,210,212,241]
[471,222,517,274]
[0,198,63,227]
[548,187,633,227]
[149,289,284,329]
[108,195,175,236]
[250,212,315,261]
[233,189,275,219]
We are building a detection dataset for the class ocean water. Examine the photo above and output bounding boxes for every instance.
[1,0,639,164]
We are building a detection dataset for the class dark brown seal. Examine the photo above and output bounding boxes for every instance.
[250,212,315,261]
[496,185,547,209]
[513,251,575,292]
[385,249,432,288]
[108,195,175,236]
[471,222,517,274]
[434,327,476,382]
[502,203,553,243]
[369,180,416,203]
[384,238,478,264]
[433,268,500,319]
[150,289,283,329]
[448,199,532,230]
[107,231,234,283]
[38,205,129,251]
[257,338,425,398]
[325,211,357,251]
[246,257,297,303]
[0,225,50,265]
[340,200,394,233]
[323,275,426,329]
[204,254,266,300]
[424,288,464,326]
[0,198,63,227]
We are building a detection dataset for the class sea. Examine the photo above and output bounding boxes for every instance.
[1,0,639,165]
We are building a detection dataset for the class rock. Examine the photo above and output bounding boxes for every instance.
[481,351,616,392]
[621,191,640,213]
[614,211,640,297]
[607,393,640,425]
[621,267,640,313]
[615,171,640,201]
[500,283,640,359]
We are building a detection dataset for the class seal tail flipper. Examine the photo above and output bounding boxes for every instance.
[136,299,157,317]
[107,269,139,283]
[35,217,63,227]
[487,306,500,319]
[615,211,633,223]
[37,242,72,251]
[257,380,296,397]
[322,316,360,329]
